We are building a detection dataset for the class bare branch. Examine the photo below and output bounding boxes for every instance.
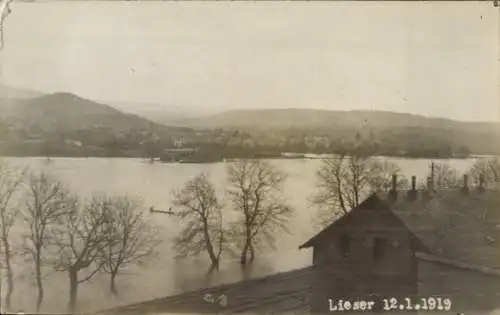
[21,171,71,311]
[48,192,114,310]
[0,0,13,51]
[0,159,26,310]
[311,154,406,226]
[96,194,162,294]
[467,158,500,188]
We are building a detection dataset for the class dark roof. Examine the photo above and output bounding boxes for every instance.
[392,189,500,269]
[298,194,381,249]
[91,266,315,315]
[299,189,500,270]
[299,193,426,251]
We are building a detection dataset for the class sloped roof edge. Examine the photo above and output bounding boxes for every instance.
[299,193,386,249]
[415,252,500,277]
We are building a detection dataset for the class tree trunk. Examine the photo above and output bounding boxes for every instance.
[35,253,44,312]
[110,272,118,296]
[3,237,14,311]
[67,268,78,313]
[240,223,252,266]
[249,241,255,262]
[208,262,218,274]
[239,242,249,266]
[204,266,217,287]
[202,220,219,268]
[0,265,2,311]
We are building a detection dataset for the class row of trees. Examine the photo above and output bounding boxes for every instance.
[311,154,500,226]
[172,154,500,277]
[170,160,294,273]
[0,161,161,312]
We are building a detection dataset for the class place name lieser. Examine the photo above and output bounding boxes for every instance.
[328,297,452,312]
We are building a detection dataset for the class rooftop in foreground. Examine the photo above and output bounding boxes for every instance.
[91,266,315,315]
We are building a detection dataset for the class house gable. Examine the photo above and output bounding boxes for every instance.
[299,193,427,254]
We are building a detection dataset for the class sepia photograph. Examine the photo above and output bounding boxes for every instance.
[0,1,499,314]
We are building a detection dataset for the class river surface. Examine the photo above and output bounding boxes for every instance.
[0,157,479,313]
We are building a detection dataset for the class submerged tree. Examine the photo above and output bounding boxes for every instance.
[0,161,26,311]
[467,157,500,187]
[227,160,293,267]
[424,162,461,190]
[311,153,406,226]
[21,171,70,312]
[0,0,13,51]
[99,195,161,296]
[171,173,225,273]
[50,194,112,312]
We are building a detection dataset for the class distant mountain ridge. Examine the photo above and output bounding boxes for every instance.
[173,108,500,155]
[1,86,500,156]
[104,100,215,125]
[175,108,500,133]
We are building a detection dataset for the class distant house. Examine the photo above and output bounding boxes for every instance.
[93,175,500,315]
[160,148,198,162]
[65,139,83,147]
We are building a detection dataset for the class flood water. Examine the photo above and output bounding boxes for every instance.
[0,157,479,313]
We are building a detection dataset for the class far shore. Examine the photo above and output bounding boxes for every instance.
[0,153,490,162]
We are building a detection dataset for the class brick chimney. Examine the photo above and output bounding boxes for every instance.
[388,174,398,203]
[461,174,469,195]
[478,174,485,193]
[407,175,417,201]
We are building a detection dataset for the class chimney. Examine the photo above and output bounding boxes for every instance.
[407,175,417,201]
[421,176,434,201]
[461,174,469,195]
[427,176,434,192]
[388,174,398,203]
[478,174,485,193]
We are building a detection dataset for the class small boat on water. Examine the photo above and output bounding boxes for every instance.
[149,206,176,215]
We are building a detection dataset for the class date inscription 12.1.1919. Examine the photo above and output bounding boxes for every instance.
[329,297,452,312]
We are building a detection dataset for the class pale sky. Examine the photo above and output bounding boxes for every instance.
[0,1,498,121]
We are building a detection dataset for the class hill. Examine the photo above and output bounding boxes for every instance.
[0,93,198,157]
[104,100,215,125]
[175,108,500,133]
[0,92,191,133]
[175,108,500,156]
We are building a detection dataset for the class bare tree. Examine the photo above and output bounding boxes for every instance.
[424,162,461,190]
[0,160,26,311]
[0,0,13,51]
[21,171,70,312]
[171,173,225,273]
[311,154,406,226]
[49,194,111,312]
[467,158,500,187]
[226,160,293,267]
[98,195,162,296]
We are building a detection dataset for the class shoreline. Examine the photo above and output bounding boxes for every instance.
[0,154,483,162]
